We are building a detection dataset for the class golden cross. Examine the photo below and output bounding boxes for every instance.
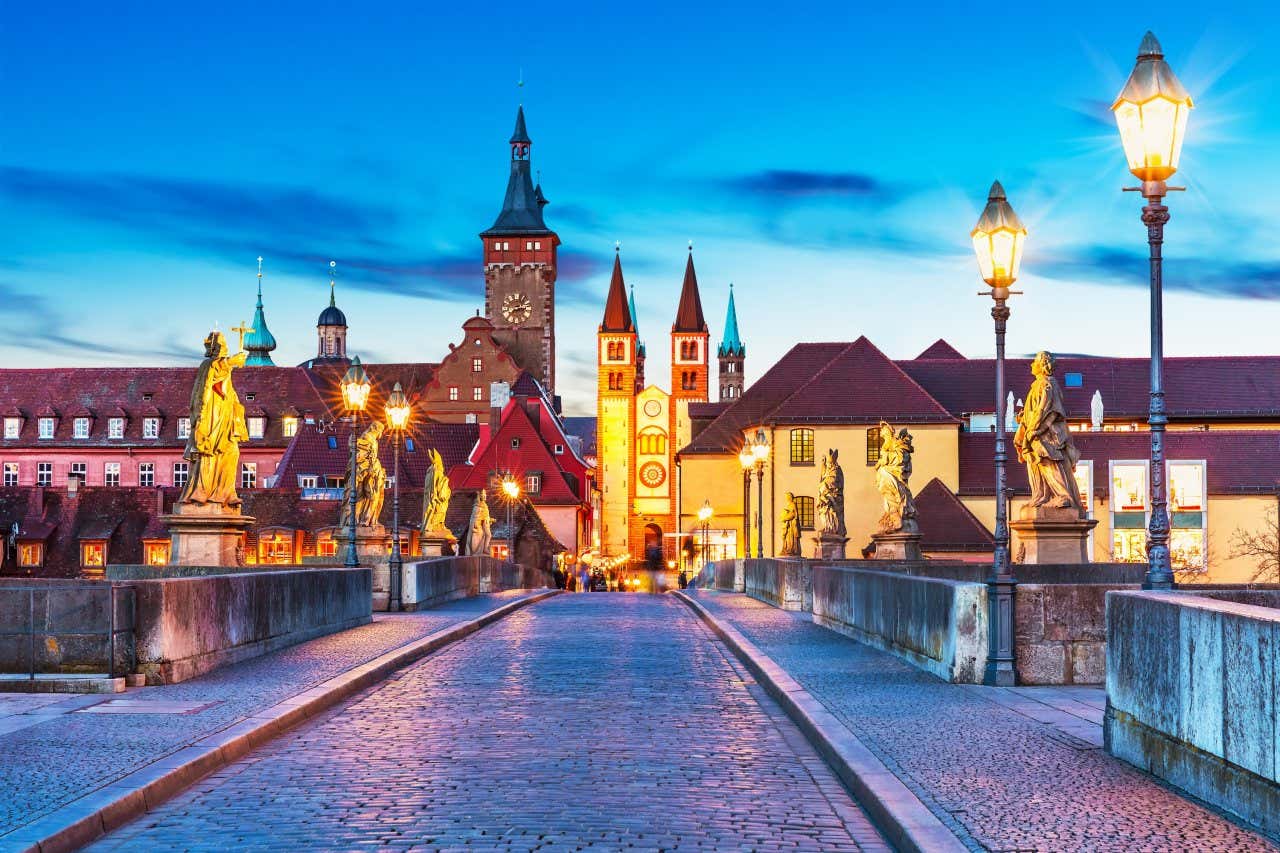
[230,320,254,352]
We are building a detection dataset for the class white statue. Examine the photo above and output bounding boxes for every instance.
[1004,390,1017,433]
[1091,390,1104,431]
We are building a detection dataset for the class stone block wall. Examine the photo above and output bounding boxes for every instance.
[402,556,551,611]
[1106,590,1280,836]
[1014,584,1140,685]
[0,580,134,675]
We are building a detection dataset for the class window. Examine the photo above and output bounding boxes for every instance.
[282,416,298,438]
[173,462,189,488]
[108,418,125,439]
[472,358,483,373]
[316,531,338,558]
[866,428,880,466]
[241,462,257,490]
[511,438,521,449]
[795,496,816,531]
[177,417,191,439]
[554,444,565,455]
[18,542,42,568]
[1064,372,1083,388]
[607,341,626,362]
[607,372,623,391]
[1110,462,1148,513]
[327,435,338,450]
[473,387,483,401]
[3,418,20,439]
[144,542,170,566]
[104,462,120,487]
[465,413,477,424]
[525,241,533,250]
[81,541,106,568]
[247,417,265,439]
[526,472,542,495]
[3,462,17,486]
[139,462,155,487]
[70,461,86,483]
[259,532,292,564]
[1109,460,1149,564]
[325,475,344,488]
[449,386,459,401]
[790,428,815,465]
[38,418,55,439]
[36,462,52,487]
[143,417,160,439]
[74,418,90,439]
[638,429,667,456]
[300,475,319,489]
[1169,460,1207,572]
[405,438,416,452]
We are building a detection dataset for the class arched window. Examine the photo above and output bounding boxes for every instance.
[638,428,668,456]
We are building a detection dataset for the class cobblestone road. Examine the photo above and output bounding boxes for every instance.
[690,590,1277,853]
[0,591,535,839]
[91,594,889,852]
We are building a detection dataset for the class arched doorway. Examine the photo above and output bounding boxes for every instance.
[643,524,663,570]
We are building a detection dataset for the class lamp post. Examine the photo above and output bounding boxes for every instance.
[750,429,769,558]
[1112,32,1193,591]
[501,475,521,562]
[971,181,1028,687]
[384,382,411,612]
[339,357,371,569]
[697,500,713,569]
[739,448,753,558]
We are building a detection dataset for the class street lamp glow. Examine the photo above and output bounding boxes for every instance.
[970,182,1027,290]
[738,448,753,470]
[340,357,371,413]
[750,428,769,463]
[502,477,521,500]
[384,382,411,431]
[1112,32,1193,185]
[697,500,713,523]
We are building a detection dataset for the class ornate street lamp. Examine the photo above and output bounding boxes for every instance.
[739,447,754,559]
[340,357,370,569]
[750,428,769,558]
[1112,32,1193,591]
[501,475,521,563]
[971,181,1027,686]
[384,381,411,611]
[697,499,713,568]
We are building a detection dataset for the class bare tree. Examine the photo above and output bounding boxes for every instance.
[1230,504,1280,584]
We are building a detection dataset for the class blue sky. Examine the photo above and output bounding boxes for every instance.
[2,2,1278,415]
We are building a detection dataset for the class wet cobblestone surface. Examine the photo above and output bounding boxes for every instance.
[0,591,534,839]
[690,591,1278,853]
[92,594,889,852]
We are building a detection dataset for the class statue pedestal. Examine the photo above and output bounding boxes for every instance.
[163,503,255,567]
[334,525,392,609]
[1010,505,1097,564]
[870,528,923,561]
[418,531,457,558]
[812,533,849,561]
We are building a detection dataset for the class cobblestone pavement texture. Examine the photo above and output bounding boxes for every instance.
[0,591,536,839]
[92,593,890,852]
[689,590,1278,853]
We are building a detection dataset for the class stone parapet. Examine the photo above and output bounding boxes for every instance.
[1015,583,1141,684]
[402,556,551,611]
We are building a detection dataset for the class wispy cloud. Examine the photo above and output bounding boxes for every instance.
[720,169,888,199]
[1040,245,1280,301]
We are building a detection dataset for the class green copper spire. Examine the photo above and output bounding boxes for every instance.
[244,256,278,366]
[718,283,744,358]
[629,283,646,358]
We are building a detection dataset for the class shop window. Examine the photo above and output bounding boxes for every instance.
[1169,460,1206,572]
[144,541,170,566]
[18,542,43,568]
[259,533,293,564]
[795,496,816,530]
[790,428,814,465]
[1169,461,1204,512]
[1110,462,1148,512]
[80,541,106,568]
[139,462,155,487]
[1171,528,1206,572]
[1112,530,1146,564]
[1073,461,1094,515]
[316,531,337,558]
[36,462,52,487]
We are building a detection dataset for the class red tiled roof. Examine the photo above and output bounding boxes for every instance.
[958,430,1280,496]
[450,398,587,505]
[273,420,479,490]
[913,478,994,552]
[914,339,966,360]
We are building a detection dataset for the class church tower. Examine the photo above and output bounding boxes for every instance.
[481,105,561,395]
[629,283,646,392]
[316,262,348,362]
[670,247,710,404]
[597,249,638,557]
[244,257,278,366]
[717,284,745,400]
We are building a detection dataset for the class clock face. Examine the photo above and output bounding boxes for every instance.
[502,293,533,325]
[639,462,666,489]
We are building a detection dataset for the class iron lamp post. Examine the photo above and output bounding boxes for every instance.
[739,448,753,559]
[972,181,1027,687]
[1112,32,1193,591]
[384,382,411,612]
[339,357,370,569]
[697,500,713,568]
[750,428,769,558]
[502,476,521,562]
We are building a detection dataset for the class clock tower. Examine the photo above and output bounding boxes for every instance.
[481,105,560,395]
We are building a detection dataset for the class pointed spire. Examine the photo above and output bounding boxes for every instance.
[672,245,708,333]
[600,245,633,332]
[718,283,744,358]
[318,259,347,328]
[629,283,646,358]
[481,105,550,237]
[510,104,531,146]
[244,256,277,366]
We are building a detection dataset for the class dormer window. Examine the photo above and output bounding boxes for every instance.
[511,438,521,449]
[282,416,298,438]
[38,418,55,439]
[3,418,19,439]
[142,393,153,402]
[143,417,160,439]
[247,417,265,439]
[73,418,90,439]
[108,418,125,439]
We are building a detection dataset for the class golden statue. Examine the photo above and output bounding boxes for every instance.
[467,490,493,556]
[421,448,452,533]
[875,421,918,532]
[779,492,801,557]
[340,422,387,528]
[179,330,249,509]
[1015,351,1084,514]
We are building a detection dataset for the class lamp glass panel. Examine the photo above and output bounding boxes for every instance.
[972,233,995,282]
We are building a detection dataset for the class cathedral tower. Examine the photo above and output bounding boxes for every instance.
[670,247,710,405]
[481,105,561,394]
[717,283,745,400]
[597,249,638,556]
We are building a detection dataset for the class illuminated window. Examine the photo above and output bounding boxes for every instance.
[1169,460,1207,572]
[3,462,17,486]
[247,417,265,439]
[1169,461,1204,512]
[316,530,337,557]
[1073,461,1094,515]
[38,418,54,439]
[472,358,483,373]
[241,462,257,490]
[144,541,170,566]
[104,462,120,487]
[1112,530,1146,564]
[177,417,191,439]
[18,542,42,568]
[282,416,298,438]
[473,387,483,401]
[108,418,125,439]
[449,386,459,401]
[81,541,106,568]
[795,495,816,530]
[139,462,154,488]
[866,428,880,466]
[36,462,52,487]
[173,461,189,488]
[789,429,814,465]
[143,418,160,439]
[73,418,90,439]
[1110,462,1148,512]
[638,429,667,456]
[1109,460,1149,564]
[3,418,19,439]
[259,532,293,564]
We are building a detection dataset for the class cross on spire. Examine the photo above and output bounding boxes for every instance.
[230,319,255,352]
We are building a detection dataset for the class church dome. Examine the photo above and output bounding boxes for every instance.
[318,303,347,327]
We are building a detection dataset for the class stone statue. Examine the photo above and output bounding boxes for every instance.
[1015,351,1084,514]
[1090,390,1104,432]
[779,492,801,557]
[874,421,918,533]
[815,448,846,536]
[179,330,249,509]
[421,448,452,533]
[340,421,387,529]
[467,490,493,556]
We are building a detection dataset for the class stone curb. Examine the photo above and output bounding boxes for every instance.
[674,591,965,853]
[2,589,560,853]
